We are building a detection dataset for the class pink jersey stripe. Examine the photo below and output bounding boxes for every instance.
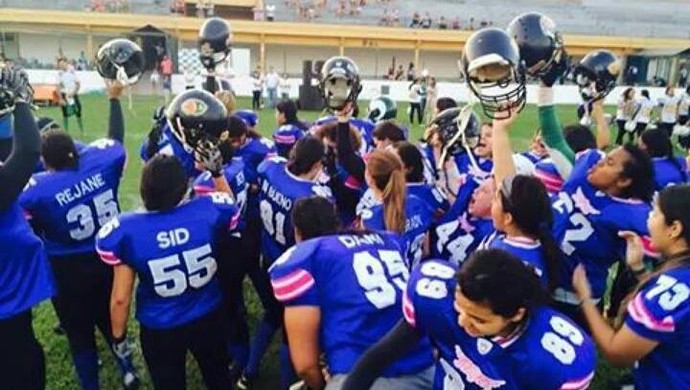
[559,372,594,390]
[272,269,316,302]
[628,294,675,332]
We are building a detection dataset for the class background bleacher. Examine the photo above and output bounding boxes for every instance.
[0,0,688,38]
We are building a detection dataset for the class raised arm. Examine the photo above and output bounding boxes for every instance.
[107,81,125,143]
[491,108,520,186]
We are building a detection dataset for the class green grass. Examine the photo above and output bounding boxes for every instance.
[32,94,625,389]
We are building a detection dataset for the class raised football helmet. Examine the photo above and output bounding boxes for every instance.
[431,105,481,161]
[166,89,229,150]
[198,17,233,70]
[95,39,145,85]
[573,50,620,102]
[461,28,526,119]
[367,96,397,123]
[0,65,33,116]
[507,12,563,78]
[319,56,362,111]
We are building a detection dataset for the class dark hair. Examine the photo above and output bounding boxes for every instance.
[140,154,189,212]
[620,144,655,203]
[394,141,425,183]
[277,100,299,124]
[457,248,549,319]
[226,115,261,139]
[499,175,562,292]
[292,196,340,240]
[436,97,457,113]
[373,121,405,142]
[318,122,363,152]
[563,124,596,153]
[641,89,650,99]
[658,185,690,248]
[622,87,634,101]
[640,127,687,183]
[287,135,324,176]
[41,129,79,170]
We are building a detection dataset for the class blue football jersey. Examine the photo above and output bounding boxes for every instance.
[235,136,276,187]
[360,194,435,268]
[553,149,654,303]
[652,157,687,191]
[521,151,547,165]
[432,212,494,266]
[534,158,564,194]
[407,182,450,214]
[479,233,549,286]
[139,124,198,178]
[0,202,55,319]
[20,138,126,256]
[193,157,249,229]
[624,267,690,390]
[404,260,596,390]
[273,124,305,158]
[95,193,240,329]
[257,156,334,263]
[418,142,438,185]
[268,232,433,376]
[454,153,493,178]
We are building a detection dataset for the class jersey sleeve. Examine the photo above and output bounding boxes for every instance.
[18,176,41,220]
[625,272,690,343]
[564,149,602,192]
[95,217,126,266]
[268,240,320,306]
[89,138,127,176]
[205,192,241,233]
[403,260,458,333]
[192,171,215,195]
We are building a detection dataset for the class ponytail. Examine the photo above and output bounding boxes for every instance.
[535,227,562,294]
[287,135,325,176]
[367,150,407,234]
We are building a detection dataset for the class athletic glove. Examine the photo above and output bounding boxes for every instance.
[194,139,224,177]
[540,49,569,88]
[0,66,34,115]
[112,334,135,361]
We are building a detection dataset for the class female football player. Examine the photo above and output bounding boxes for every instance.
[538,81,656,323]
[242,135,333,388]
[269,196,434,390]
[394,141,449,215]
[0,68,54,390]
[19,81,138,390]
[97,154,240,390]
[342,249,596,390]
[358,150,435,267]
[272,99,308,158]
[638,127,688,190]
[573,184,690,389]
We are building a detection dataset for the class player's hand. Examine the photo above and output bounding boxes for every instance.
[540,49,569,88]
[107,80,125,100]
[112,335,135,361]
[492,104,520,131]
[572,264,592,301]
[618,230,645,272]
[0,66,33,107]
[194,140,224,177]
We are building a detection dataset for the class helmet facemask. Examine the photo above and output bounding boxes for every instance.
[321,73,360,112]
[466,55,526,120]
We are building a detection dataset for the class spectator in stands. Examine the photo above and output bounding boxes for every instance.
[266,4,276,21]
[394,65,404,81]
[469,17,475,30]
[421,12,432,29]
[391,9,400,26]
[385,65,395,80]
[680,66,688,88]
[439,16,448,29]
[265,66,281,109]
[406,62,416,81]
[410,12,420,28]
[452,17,460,30]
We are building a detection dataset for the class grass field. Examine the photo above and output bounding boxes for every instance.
[31,93,627,389]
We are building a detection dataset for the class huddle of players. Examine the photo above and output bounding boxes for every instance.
[2,12,690,390]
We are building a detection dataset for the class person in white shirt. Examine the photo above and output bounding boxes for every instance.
[633,89,654,137]
[408,78,422,124]
[279,73,291,100]
[251,69,264,110]
[615,87,637,145]
[657,86,680,135]
[265,66,281,109]
[57,58,84,133]
[677,86,690,149]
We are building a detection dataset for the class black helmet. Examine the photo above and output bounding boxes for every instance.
[573,50,620,102]
[507,12,563,78]
[96,39,145,85]
[198,17,233,70]
[461,28,526,119]
[431,105,481,158]
[166,89,229,149]
[367,96,397,123]
[319,56,362,111]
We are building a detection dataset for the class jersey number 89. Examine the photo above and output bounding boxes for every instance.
[541,316,585,365]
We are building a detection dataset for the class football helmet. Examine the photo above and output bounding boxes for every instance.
[461,28,526,119]
[319,56,362,111]
[573,50,620,102]
[166,89,229,150]
[431,105,481,160]
[507,12,563,78]
[367,96,397,123]
[95,39,145,85]
[0,65,33,116]
[198,17,233,70]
